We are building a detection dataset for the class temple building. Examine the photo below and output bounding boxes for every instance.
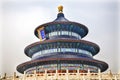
[16,5,108,74]
[1,6,120,80]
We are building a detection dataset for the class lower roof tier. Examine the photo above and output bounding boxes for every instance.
[16,58,108,74]
[25,39,100,58]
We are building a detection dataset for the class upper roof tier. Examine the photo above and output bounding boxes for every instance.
[34,6,88,40]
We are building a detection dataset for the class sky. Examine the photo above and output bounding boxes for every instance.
[0,0,120,75]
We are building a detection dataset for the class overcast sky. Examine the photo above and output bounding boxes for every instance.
[0,0,120,75]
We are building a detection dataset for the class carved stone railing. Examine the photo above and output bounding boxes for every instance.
[1,70,120,80]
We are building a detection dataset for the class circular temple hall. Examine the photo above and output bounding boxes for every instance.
[17,5,108,74]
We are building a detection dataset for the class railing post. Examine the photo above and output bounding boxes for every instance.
[98,69,101,80]
[66,69,69,80]
[23,71,26,80]
[34,70,37,80]
[114,75,117,80]
[56,70,58,80]
[109,70,113,80]
[87,69,90,80]
[13,72,16,80]
[77,69,79,79]
[82,74,85,80]
[45,70,47,80]
[3,73,7,80]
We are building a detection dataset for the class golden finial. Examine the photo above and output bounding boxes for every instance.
[58,5,63,13]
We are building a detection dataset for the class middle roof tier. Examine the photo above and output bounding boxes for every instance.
[24,39,100,58]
